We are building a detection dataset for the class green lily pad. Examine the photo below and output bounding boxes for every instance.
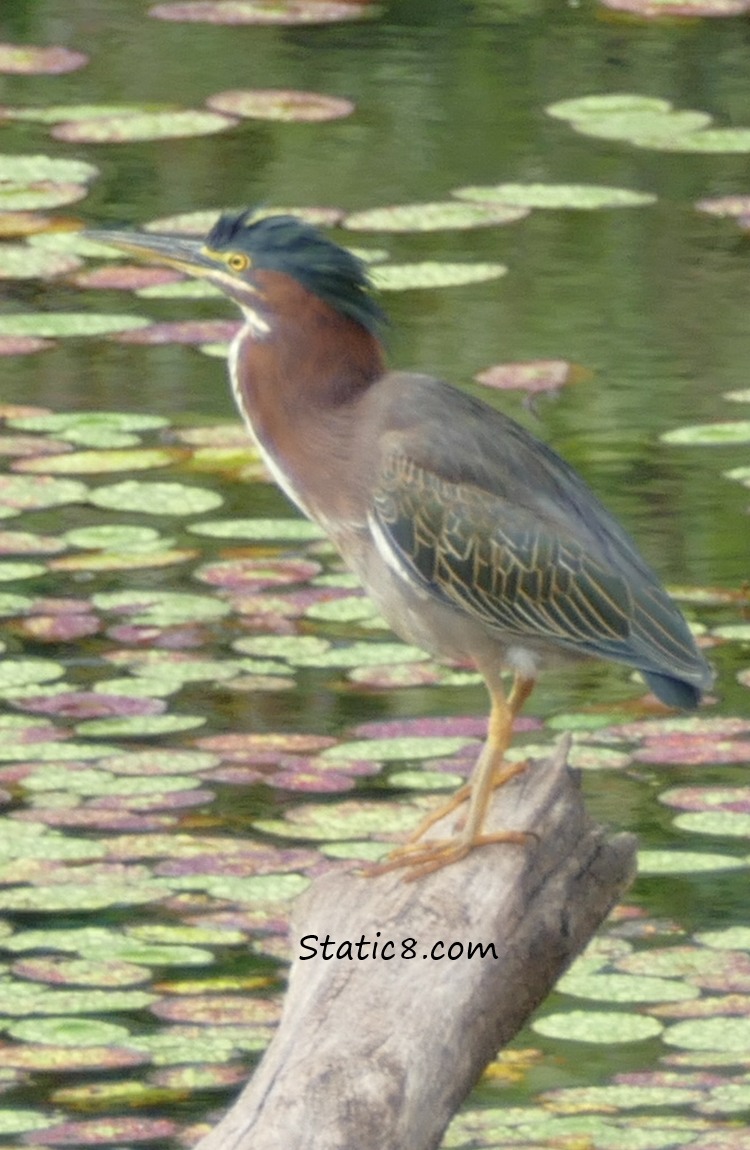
[136,279,223,299]
[188,516,323,540]
[663,1017,750,1050]
[10,410,169,438]
[3,102,177,124]
[0,181,89,211]
[0,1108,57,1134]
[371,261,507,290]
[64,525,164,550]
[638,850,747,873]
[557,972,699,1003]
[0,313,149,338]
[546,94,675,120]
[89,479,223,514]
[532,1010,663,1043]
[74,715,205,737]
[8,1017,132,1046]
[0,154,99,184]
[0,245,82,279]
[206,88,355,121]
[322,735,476,762]
[15,446,181,474]
[52,109,238,143]
[255,797,420,841]
[453,183,657,209]
[344,201,528,231]
[94,589,229,624]
[661,421,750,445]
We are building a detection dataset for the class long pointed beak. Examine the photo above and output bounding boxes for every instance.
[86,229,220,277]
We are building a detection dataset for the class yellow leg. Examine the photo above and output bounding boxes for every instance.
[365,671,536,880]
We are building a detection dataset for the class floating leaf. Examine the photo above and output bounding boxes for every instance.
[149,1,374,23]
[344,201,528,231]
[0,181,90,211]
[9,1017,132,1047]
[557,972,699,1003]
[89,479,223,515]
[453,182,657,209]
[0,154,99,184]
[546,94,675,120]
[29,1116,180,1144]
[188,516,322,540]
[144,205,342,234]
[94,590,229,624]
[111,319,240,345]
[15,447,181,474]
[371,261,507,290]
[661,421,750,446]
[663,1017,750,1050]
[52,109,238,144]
[206,88,355,121]
[3,102,177,125]
[601,0,750,19]
[0,335,55,356]
[474,359,587,393]
[0,245,82,279]
[74,715,205,737]
[0,313,149,338]
[0,43,87,74]
[638,850,746,874]
[532,1010,663,1043]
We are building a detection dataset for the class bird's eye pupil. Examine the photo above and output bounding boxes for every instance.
[228,253,248,272]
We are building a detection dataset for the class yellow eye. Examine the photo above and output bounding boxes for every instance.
[227,252,250,273]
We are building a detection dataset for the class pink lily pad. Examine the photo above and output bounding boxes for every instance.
[14,614,101,643]
[150,993,279,1025]
[68,265,185,291]
[0,1042,148,1070]
[660,787,750,813]
[15,692,165,719]
[0,434,72,457]
[110,319,241,345]
[194,732,337,758]
[26,1116,180,1144]
[195,557,322,590]
[634,737,750,765]
[11,956,151,987]
[474,359,590,393]
[51,110,238,144]
[206,88,355,122]
[0,43,88,74]
[149,1,374,24]
[0,530,66,555]
[601,0,750,15]
[0,336,55,356]
[696,195,750,217]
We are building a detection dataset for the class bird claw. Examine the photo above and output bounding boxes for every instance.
[362,829,530,882]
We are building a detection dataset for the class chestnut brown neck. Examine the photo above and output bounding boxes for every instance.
[227,269,386,521]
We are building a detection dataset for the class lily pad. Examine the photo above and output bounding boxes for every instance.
[661,421,750,446]
[52,109,238,143]
[0,313,149,338]
[0,43,88,74]
[15,447,181,474]
[9,1017,132,1047]
[0,181,90,211]
[532,1010,663,1044]
[474,359,586,393]
[144,205,343,234]
[638,850,746,874]
[343,201,528,231]
[371,261,507,290]
[188,516,322,540]
[89,479,223,515]
[0,154,99,184]
[0,245,82,279]
[453,183,657,209]
[149,1,374,23]
[206,88,355,121]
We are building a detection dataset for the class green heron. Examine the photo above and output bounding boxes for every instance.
[91,210,713,877]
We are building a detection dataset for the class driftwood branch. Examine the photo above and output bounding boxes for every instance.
[196,736,637,1150]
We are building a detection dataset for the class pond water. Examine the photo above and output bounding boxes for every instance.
[0,2,749,1148]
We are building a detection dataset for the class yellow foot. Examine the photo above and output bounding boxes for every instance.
[363,829,530,882]
[401,758,531,846]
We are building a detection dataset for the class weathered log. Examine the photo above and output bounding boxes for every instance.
[195,735,636,1150]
